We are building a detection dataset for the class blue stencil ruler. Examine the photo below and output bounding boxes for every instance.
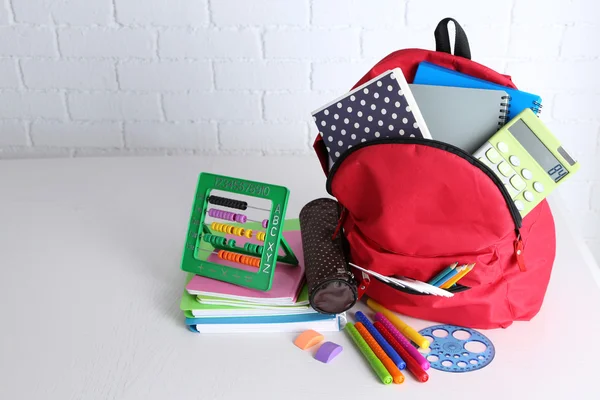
[418,325,495,373]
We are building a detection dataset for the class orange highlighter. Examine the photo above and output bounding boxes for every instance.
[355,322,405,384]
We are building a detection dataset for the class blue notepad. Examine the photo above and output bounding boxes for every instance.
[413,62,542,120]
[185,313,336,326]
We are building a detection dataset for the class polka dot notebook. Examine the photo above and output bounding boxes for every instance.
[312,68,432,164]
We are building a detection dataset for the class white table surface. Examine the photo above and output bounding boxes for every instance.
[1,155,599,400]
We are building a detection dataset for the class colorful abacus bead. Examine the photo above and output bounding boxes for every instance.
[208,196,247,211]
[207,208,249,224]
[203,234,227,247]
[217,250,261,268]
[262,219,268,228]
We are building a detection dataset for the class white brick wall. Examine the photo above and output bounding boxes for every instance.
[0,0,599,263]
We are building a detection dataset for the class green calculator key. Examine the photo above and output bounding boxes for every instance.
[510,175,526,191]
[486,147,502,164]
[498,162,513,177]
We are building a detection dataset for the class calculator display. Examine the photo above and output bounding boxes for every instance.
[509,119,569,183]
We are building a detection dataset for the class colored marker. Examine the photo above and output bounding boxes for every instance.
[355,323,405,384]
[435,264,466,288]
[366,298,430,349]
[374,312,430,370]
[374,321,429,382]
[442,263,475,289]
[345,323,392,384]
[355,311,406,370]
[428,262,458,286]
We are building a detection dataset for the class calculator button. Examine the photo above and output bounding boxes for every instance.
[521,169,533,180]
[533,182,544,193]
[523,191,534,202]
[498,162,513,177]
[514,200,525,211]
[497,142,509,153]
[509,155,520,166]
[510,175,526,191]
[486,148,502,164]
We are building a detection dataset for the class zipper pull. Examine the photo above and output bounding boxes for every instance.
[356,271,371,300]
[332,206,347,240]
[514,230,526,272]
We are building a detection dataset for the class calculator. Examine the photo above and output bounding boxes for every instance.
[473,108,580,217]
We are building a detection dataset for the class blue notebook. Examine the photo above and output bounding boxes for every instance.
[186,313,346,333]
[413,62,542,120]
[185,313,336,326]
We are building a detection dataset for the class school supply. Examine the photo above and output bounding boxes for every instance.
[373,322,429,383]
[366,299,430,349]
[186,229,306,304]
[181,173,299,291]
[314,342,343,364]
[312,68,431,166]
[181,278,315,318]
[427,262,458,286]
[345,323,393,385]
[312,18,558,329]
[179,219,348,334]
[413,61,543,120]
[473,108,580,217]
[299,198,358,314]
[374,312,430,371]
[350,263,453,297]
[440,264,475,289]
[355,323,405,384]
[434,264,466,288]
[409,84,510,153]
[195,287,309,307]
[418,325,495,373]
[294,330,324,350]
[355,311,406,370]
[187,313,346,334]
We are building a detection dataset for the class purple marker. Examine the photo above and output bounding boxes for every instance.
[374,312,430,370]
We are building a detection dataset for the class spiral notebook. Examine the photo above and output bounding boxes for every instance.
[311,68,431,166]
[413,61,542,120]
[409,84,510,153]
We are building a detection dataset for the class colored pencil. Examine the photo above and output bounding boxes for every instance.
[442,263,475,289]
[428,262,458,286]
[435,264,466,288]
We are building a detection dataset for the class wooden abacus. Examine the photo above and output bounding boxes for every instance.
[180,173,299,291]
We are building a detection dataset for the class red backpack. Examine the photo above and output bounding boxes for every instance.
[313,19,556,329]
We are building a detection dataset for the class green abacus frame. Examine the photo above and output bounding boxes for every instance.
[180,172,299,291]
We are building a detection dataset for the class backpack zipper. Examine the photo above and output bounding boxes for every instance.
[325,138,526,272]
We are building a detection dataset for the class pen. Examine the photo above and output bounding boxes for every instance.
[355,311,406,370]
[366,298,430,349]
[345,323,393,384]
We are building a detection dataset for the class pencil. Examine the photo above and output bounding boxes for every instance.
[428,262,458,286]
[435,264,466,288]
[441,263,475,289]
[345,323,393,384]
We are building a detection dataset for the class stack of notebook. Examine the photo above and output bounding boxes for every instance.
[179,220,346,334]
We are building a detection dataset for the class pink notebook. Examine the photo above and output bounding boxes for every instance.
[186,231,305,304]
